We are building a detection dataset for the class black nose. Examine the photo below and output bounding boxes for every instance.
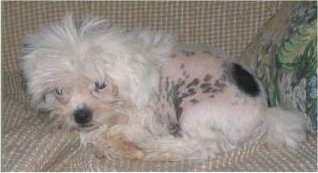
[73,108,93,124]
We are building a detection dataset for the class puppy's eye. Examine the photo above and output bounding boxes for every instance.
[95,81,107,90]
[55,88,64,96]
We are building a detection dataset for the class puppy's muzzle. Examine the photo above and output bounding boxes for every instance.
[73,108,93,125]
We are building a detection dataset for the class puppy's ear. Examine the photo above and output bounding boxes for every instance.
[126,31,176,108]
[20,42,56,113]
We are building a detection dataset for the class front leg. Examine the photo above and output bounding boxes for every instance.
[88,124,179,161]
[92,130,145,161]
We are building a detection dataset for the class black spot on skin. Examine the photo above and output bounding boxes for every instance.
[190,99,199,104]
[180,63,185,69]
[182,50,195,56]
[174,97,183,108]
[172,82,185,122]
[177,80,185,88]
[167,83,175,102]
[202,87,213,93]
[231,63,260,97]
[176,107,183,121]
[200,83,212,89]
[211,88,223,94]
[187,88,196,96]
[167,79,185,101]
[168,123,182,137]
[220,74,226,81]
[171,54,176,58]
[182,70,187,76]
[209,95,215,98]
[181,92,190,98]
[186,78,199,88]
[179,79,187,87]
[204,74,212,82]
[214,80,226,89]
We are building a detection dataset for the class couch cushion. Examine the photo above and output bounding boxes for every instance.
[1,1,317,171]
[2,1,281,74]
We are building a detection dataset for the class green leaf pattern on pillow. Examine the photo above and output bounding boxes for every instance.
[238,1,317,132]
[273,20,317,130]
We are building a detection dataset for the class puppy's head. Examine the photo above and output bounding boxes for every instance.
[21,15,175,130]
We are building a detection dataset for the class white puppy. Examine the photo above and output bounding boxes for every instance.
[21,15,306,161]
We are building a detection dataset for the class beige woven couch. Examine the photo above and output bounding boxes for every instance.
[2,1,317,171]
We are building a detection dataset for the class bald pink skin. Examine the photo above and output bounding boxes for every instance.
[155,49,266,140]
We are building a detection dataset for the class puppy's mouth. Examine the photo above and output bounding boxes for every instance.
[77,123,99,132]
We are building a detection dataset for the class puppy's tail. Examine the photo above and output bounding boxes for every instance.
[264,107,307,148]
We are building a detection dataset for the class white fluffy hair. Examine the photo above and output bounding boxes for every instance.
[22,15,174,111]
[21,15,307,161]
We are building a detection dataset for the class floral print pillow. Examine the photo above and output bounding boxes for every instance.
[238,1,317,132]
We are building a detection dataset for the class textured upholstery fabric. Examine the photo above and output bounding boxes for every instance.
[1,1,317,171]
[3,1,281,74]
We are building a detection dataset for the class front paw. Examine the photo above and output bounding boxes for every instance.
[94,132,145,161]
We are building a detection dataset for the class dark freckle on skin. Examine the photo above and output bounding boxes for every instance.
[186,78,199,88]
[190,98,199,104]
[200,83,212,89]
[171,54,176,58]
[188,88,196,95]
[180,63,185,69]
[204,74,212,82]
[181,92,190,98]
[182,70,187,77]
[211,88,219,93]
[214,80,226,89]
[210,95,215,98]
[220,74,226,81]
[178,80,185,87]
[168,123,182,137]
[174,97,183,107]
[202,87,213,93]
[176,107,183,121]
